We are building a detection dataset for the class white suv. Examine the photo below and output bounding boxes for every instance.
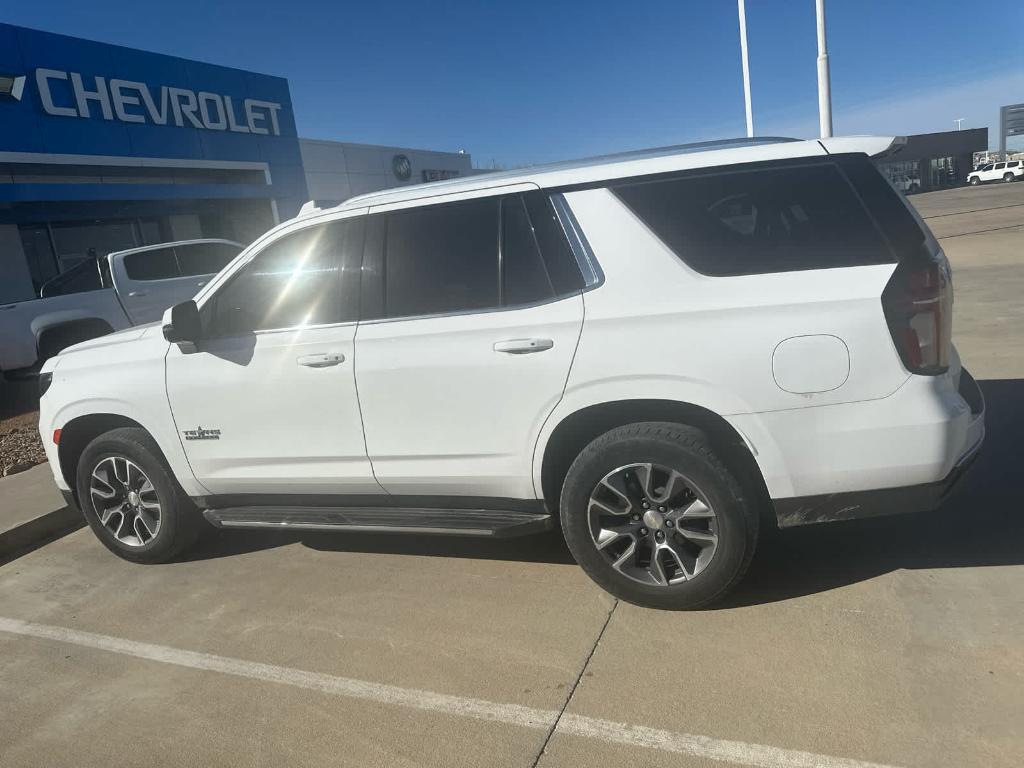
[38,136,985,609]
[967,159,1023,185]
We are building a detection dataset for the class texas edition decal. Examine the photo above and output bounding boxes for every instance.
[183,426,221,441]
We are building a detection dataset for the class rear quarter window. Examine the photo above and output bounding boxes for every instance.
[613,161,896,276]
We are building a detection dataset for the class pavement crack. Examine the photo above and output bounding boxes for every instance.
[529,598,618,768]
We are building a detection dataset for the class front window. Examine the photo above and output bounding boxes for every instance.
[204,220,360,337]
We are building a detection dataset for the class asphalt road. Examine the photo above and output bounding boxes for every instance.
[1,182,1022,768]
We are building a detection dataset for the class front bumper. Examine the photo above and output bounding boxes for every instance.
[771,368,985,528]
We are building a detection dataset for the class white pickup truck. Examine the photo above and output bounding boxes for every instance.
[0,239,241,377]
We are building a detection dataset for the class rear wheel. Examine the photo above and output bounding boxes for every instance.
[1004,173,1016,183]
[76,427,203,563]
[560,422,759,609]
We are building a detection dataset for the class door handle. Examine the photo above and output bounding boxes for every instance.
[297,353,345,368]
[493,338,554,354]
[127,291,147,297]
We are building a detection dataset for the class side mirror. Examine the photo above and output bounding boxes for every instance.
[162,300,202,345]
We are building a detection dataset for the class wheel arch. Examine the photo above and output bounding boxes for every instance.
[537,398,772,522]
[58,414,155,504]
[36,318,115,360]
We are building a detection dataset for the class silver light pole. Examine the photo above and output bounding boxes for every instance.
[737,0,754,138]
[815,0,833,138]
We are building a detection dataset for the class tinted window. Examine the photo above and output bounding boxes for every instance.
[994,163,1006,170]
[1008,161,1020,168]
[207,220,358,336]
[524,191,585,294]
[123,247,179,281]
[175,242,241,277]
[502,196,554,306]
[837,155,927,258]
[39,259,104,297]
[385,198,499,317]
[614,162,893,276]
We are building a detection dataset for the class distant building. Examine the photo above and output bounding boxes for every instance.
[874,129,988,194]
[299,139,473,207]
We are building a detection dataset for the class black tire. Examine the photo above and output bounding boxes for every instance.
[560,422,759,610]
[970,177,980,186]
[76,427,203,563]
[1004,173,1015,183]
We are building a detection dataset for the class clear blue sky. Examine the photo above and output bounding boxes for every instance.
[5,0,1023,166]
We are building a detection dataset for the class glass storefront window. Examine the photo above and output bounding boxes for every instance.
[50,221,139,271]
[929,157,959,189]
[16,217,174,298]
[876,160,922,194]
[18,225,60,296]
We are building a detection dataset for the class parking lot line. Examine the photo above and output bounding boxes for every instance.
[0,616,901,768]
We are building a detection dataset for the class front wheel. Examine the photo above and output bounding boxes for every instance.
[76,427,203,563]
[970,176,980,186]
[560,422,759,609]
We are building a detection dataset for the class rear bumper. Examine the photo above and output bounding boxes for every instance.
[772,429,981,527]
[770,368,985,527]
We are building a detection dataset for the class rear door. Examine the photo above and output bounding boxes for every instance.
[354,190,589,499]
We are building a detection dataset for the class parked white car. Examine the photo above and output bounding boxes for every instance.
[38,136,984,609]
[891,174,921,194]
[0,239,241,376]
[967,160,1023,185]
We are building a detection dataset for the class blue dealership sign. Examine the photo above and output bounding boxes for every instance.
[0,23,307,217]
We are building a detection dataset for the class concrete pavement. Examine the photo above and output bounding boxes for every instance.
[0,464,80,560]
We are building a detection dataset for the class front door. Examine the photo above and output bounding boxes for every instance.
[165,213,380,496]
[113,241,242,325]
[354,192,586,500]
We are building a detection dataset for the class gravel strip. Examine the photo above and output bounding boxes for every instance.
[1,413,46,477]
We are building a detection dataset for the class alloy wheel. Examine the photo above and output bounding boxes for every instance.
[588,462,719,586]
[89,456,162,547]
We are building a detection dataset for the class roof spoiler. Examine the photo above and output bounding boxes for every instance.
[818,136,907,159]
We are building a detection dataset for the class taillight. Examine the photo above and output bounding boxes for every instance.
[881,254,952,375]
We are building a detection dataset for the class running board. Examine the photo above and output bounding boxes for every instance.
[202,506,554,538]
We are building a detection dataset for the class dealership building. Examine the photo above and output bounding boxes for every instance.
[0,23,471,304]
[874,128,988,194]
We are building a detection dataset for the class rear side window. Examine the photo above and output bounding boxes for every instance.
[501,196,554,306]
[175,242,241,277]
[614,162,894,276]
[123,247,179,281]
[836,155,928,260]
[524,191,586,294]
[384,198,500,318]
[1008,161,1020,168]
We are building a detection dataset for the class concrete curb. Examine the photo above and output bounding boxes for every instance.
[0,505,83,559]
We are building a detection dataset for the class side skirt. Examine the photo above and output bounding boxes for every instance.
[200,503,554,539]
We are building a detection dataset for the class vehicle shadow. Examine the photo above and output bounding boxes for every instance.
[184,379,1023,606]
[720,377,1024,608]
[185,525,576,565]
